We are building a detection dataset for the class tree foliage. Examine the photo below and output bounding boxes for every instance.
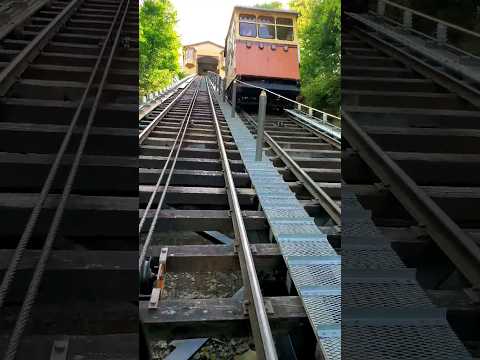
[254,1,284,9]
[290,0,340,114]
[139,0,180,96]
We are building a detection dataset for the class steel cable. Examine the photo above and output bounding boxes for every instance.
[138,81,197,232]
[139,82,200,270]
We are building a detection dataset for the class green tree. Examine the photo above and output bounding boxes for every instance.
[139,0,180,96]
[290,0,340,114]
[254,1,284,9]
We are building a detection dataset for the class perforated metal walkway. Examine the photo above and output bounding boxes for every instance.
[342,189,471,359]
[214,91,341,359]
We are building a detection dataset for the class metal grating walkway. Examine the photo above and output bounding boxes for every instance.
[215,93,341,359]
[342,189,472,360]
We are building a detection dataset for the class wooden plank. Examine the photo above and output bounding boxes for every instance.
[349,184,480,223]
[0,97,136,127]
[0,249,137,301]
[0,152,137,192]
[141,296,307,338]
[343,150,480,186]
[139,155,244,172]
[139,168,250,187]
[0,122,136,155]
[139,185,256,206]
[140,145,241,160]
[146,244,283,272]
[343,90,465,109]
[0,334,138,360]
[0,193,137,237]
[139,209,267,232]
[363,127,480,153]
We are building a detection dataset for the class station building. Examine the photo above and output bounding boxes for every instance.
[182,41,225,77]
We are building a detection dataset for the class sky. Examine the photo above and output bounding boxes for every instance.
[172,0,291,47]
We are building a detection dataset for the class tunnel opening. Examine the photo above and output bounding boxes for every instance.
[197,55,218,75]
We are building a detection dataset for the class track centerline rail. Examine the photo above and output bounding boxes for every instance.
[206,78,278,360]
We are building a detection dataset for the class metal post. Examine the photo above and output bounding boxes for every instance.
[377,0,385,17]
[402,10,413,29]
[436,23,448,44]
[255,91,267,161]
[223,78,227,102]
[323,113,328,123]
[231,81,237,118]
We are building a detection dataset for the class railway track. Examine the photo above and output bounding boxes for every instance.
[0,0,138,358]
[342,11,480,359]
[139,76,343,359]
[139,77,283,359]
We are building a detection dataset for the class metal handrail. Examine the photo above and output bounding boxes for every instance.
[372,0,480,58]
[234,78,340,121]
[139,74,195,108]
[206,77,278,360]
[375,0,480,40]
[139,81,194,143]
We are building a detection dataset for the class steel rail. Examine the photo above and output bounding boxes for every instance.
[206,78,278,360]
[1,1,131,358]
[342,110,480,287]
[241,110,341,225]
[0,0,84,96]
[139,83,201,270]
[139,81,194,144]
[138,82,199,233]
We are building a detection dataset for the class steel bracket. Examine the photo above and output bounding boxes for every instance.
[149,247,168,309]
[50,339,69,360]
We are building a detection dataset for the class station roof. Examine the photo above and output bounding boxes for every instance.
[183,41,224,50]
[233,6,298,17]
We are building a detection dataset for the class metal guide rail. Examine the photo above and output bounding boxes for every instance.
[208,77,341,360]
[0,0,138,358]
[343,12,480,358]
